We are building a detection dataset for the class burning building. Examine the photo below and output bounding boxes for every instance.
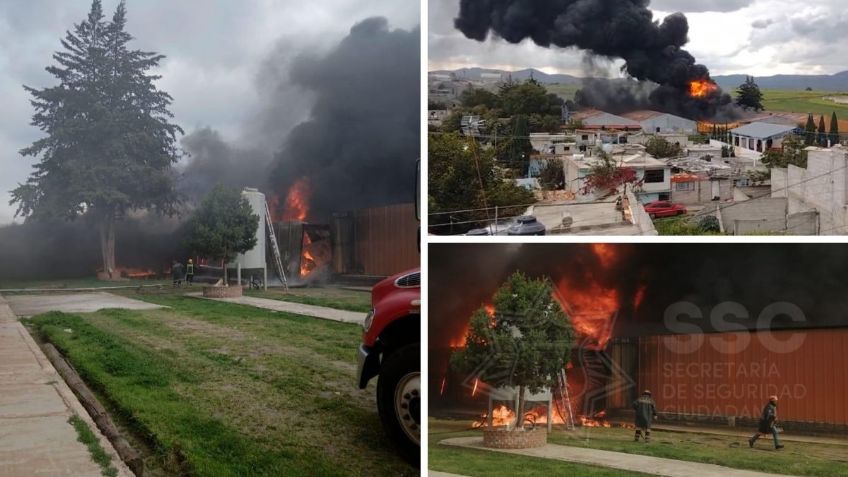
[454,0,735,120]
[430,244,848,433]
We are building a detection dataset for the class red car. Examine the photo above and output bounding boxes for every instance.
[644,200,687,219]
[356,268,420,464]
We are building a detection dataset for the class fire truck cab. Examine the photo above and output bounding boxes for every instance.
[356,268,420,463]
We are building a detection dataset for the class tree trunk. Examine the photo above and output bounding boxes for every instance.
[98,218,117,280]
[223,250,228,286]
[515,384,526,431]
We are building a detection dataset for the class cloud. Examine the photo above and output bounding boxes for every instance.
[650,0,754,13]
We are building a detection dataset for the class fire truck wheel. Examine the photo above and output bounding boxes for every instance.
[377,343,420,465]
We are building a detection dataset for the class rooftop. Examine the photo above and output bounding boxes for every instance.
[731,122,797,139]
[527,198,643,235]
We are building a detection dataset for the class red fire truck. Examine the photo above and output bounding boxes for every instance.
[356,160,420,464]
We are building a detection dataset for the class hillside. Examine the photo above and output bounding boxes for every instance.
[430,67,848,92]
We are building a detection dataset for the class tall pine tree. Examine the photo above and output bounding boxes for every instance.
[830,112,840,147]
[11,1,182,279]
[804,113,817,146]
[735,76,764,112]
[818,115,827,147]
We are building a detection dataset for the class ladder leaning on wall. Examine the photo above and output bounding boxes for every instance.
[557,369,576,430]
[264,201,289,291]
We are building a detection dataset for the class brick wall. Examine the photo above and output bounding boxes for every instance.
[482,428,547,449]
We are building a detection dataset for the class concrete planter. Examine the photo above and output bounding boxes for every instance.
[482,427,547,449]
[202,285,243,298]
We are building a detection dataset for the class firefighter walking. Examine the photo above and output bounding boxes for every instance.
[633,390,657,442]
[186,258,194,286]
[749,395,784,450]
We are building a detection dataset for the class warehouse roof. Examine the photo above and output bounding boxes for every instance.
[731,122,797,139]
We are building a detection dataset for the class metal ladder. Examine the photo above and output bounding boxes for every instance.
[557,369,576,430]
[264,201,288,291]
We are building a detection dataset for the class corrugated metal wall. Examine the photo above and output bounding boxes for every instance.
[638,329,848,425]
[333,203,418,277]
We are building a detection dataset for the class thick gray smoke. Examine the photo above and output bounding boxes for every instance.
[269,17,420,220]
[455,0,735,119]
[429,244,848,348]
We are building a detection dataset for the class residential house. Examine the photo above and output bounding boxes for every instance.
[563,151,671,203]
[730,122,798,154]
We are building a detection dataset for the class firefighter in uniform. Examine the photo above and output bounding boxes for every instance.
[633,389,657,442]
[749,395,783,449]
[186,258,195,286]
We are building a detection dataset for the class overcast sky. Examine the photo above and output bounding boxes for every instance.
[429,0,848,77]
[0,0,418,225]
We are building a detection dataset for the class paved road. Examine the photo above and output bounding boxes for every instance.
[5,292,162,317]
[190,293,365,324]
[440,436,799,477]
[0,295,131,477]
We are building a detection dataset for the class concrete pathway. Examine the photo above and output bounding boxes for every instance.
[189,293,364,324]
[0,295,132,477]
[440,437,798,477]
[5,292,162,317]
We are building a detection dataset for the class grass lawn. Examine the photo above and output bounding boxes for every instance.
[245,287,371,313]
[653,215,724,236]
[0,277,169,291]
[548,426,848,477]
[431,419,848,477]
[762,90,848,119]
[26,295,413,477]
[429,419,653,477]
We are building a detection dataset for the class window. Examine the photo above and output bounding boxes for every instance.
[658,193,671,201]
[644,169,665,183]
[675,182,694,192]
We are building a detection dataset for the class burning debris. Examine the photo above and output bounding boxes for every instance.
[454,0,735,119]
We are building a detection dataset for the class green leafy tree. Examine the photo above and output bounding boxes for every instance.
[735,76,764,111]
[580,151,640,196]
[538,159,565,191]
[497,114,533,175]
[460,87,501,110]
[645,137,683,158]
[830,112,840,146]
[450,272,573,430]
[429,134,534,234]
[499,81,562,117]
[804,113,817,146]
[10,0,182,279]
[761,135,808,168]
[187,186,259,285]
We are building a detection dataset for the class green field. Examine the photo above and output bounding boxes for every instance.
[761,90,848,117]
[27,296,413,476]
[545,83,581,102]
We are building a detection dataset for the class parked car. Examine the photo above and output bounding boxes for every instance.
[643,200,687,219]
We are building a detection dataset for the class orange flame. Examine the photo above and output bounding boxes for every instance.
[471,378,479,397]
[440,377,447,396]
[282,178,311,222]
[689,79,718,98]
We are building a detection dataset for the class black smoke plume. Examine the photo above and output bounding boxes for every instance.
[269,17,420,220]
[429,244,848,349]
[455,0,735,119]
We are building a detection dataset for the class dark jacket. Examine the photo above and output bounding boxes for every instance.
[757,402,777,433]
[633,395,657,428]
[172,263,184,280]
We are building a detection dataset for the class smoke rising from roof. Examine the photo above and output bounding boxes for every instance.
[269,17,420,220]
[429,244,848,348]
[455,0,736,119]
